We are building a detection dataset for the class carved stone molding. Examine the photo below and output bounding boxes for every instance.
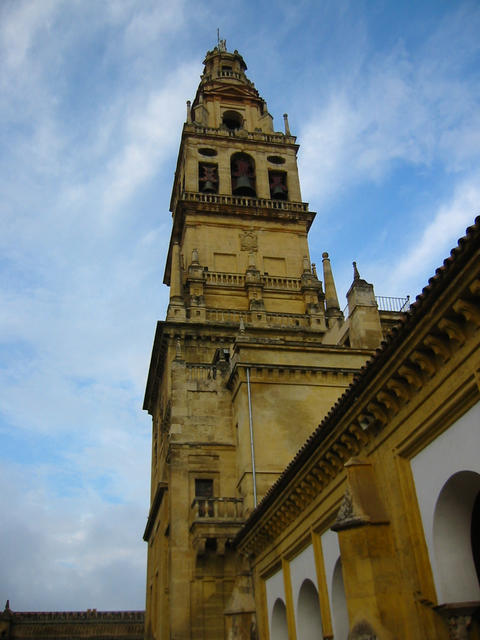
[386,377,411,401]
[453,298,480,325]
[424,334,450,361]
[438,316,466,344]
[435,602,480,640]
[240,230,258,252]
[410,349,437,376]
[377,389,400,413]
[348,620,378,640]
[397,363,423,389]
[332,487,369,531]
[446,615,472,640]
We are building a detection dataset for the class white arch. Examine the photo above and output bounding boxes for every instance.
[271,598,289,640]
[290,543,320,635]
[411,401,480,603]
[296,578,322,640]
[332,558,349,640]
[265,568,286,639]
[433,470,480,603]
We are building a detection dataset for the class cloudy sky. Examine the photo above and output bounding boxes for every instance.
[1,0,479,612]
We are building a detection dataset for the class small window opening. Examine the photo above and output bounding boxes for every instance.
[199,147,217,157]
[222,65,232,72]
[267,155,286,165]
[195,478,214,517]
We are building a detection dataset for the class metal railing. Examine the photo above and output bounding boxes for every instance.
[376,295,410,312]
[191,497,244,521]
[343,295,410,317]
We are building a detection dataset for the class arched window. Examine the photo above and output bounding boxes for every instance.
[231,153,256,197]
[270,598,288,640]
[269,170,288,200]
[296,579,322,640]
[332,558,349,640]
[222,110,243,131]
[198,163,218,193]
[433,470,480,603]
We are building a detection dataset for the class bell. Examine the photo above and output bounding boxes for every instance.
[233,176,256,197]
[201,180,216,193]
[271,183,287,199]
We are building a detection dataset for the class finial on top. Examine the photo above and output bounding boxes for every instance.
[217,28,226,52]
[353,261,360,280]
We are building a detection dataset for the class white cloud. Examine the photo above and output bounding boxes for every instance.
[387,174,480,293]
[0,462,146,610]
[298,21,480,206]
[0,0,59,70]
[101,63,197,215]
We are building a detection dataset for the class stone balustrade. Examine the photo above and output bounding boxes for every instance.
[190,497,244,521]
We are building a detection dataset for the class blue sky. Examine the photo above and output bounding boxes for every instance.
[1,0,479,611]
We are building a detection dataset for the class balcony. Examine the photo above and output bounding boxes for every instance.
[183,122,296,146]
[190,497,244,555]
[181,191,309,212]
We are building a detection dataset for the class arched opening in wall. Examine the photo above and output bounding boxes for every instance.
[433,470,480,603]
[332,558,349,640]
[296,579,322,640]
[471,492,480,583]
[231,153,256,197]
[270,598,288,640]
[198,162,218,194]
[269,170,288,200]
[222,110,243,131]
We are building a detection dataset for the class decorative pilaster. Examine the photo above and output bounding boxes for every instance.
[245,253,266,322]
[186,248,206,321]
[166,242,186,321]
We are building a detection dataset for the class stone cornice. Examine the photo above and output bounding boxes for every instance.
[143,481,168,542]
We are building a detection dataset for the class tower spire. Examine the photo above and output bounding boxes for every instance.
[322,252,343,326]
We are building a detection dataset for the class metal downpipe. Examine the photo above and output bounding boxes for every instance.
[246,367,257,507]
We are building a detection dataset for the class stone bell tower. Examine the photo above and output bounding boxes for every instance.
[143,41,388,640]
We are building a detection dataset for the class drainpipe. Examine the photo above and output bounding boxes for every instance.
[246,367,257,507]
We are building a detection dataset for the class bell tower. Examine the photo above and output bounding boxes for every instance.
[143,41,383,640]
[164,41,325,328]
